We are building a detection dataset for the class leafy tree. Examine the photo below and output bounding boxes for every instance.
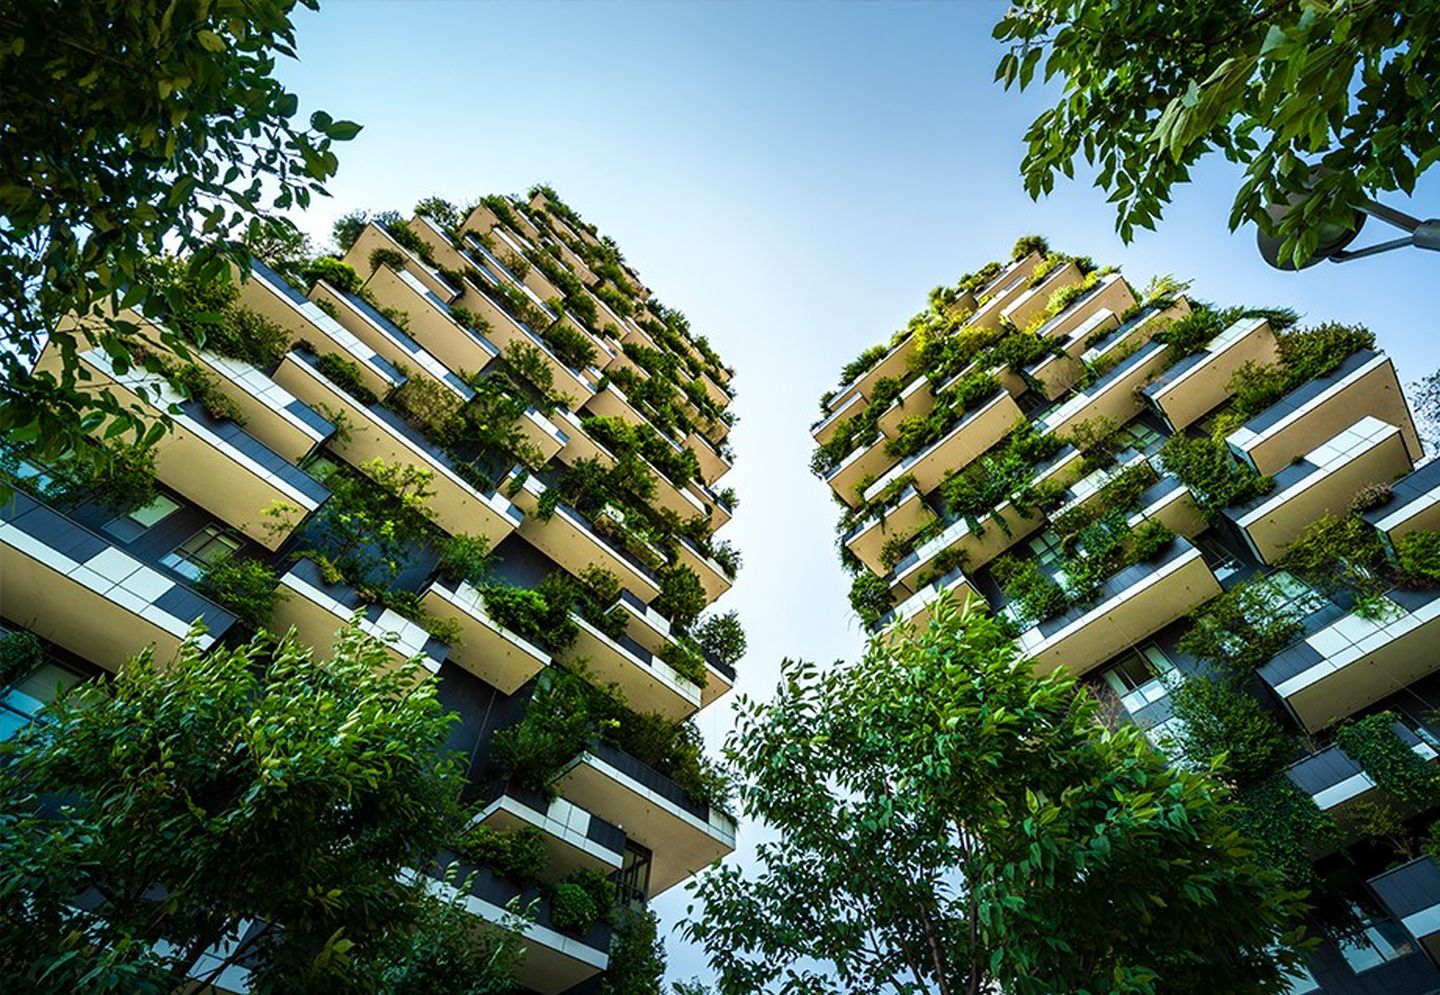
[597,907,667,995]
[994,1,1440,266]
[379,882,524,995]
[0,0,360,478]
[0,621,484,991]
[683,598,1308,994]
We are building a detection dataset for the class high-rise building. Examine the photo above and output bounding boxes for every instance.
[1,187,740,993]
[811,241,1440,993]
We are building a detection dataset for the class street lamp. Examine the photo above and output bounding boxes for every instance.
[1257,195,1440,270]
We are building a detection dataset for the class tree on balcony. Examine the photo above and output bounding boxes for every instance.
[0,621,520,991]
[683,597,1309,994]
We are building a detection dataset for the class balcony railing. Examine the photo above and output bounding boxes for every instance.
[844,485,934,577]
[1363,459,1440,546]
[1285,723,1436,836]
[1260,586,1440,733]
[470,782,626,880]
[872,565,982,634]
[1142,316,1278,432]
[862,390,1023,502]
[1368,857,1440,962]
[1229,416,1413,563]
[0,489,236,670]
[999,260,1084,331]
[428,856,609,994]
[272,558,448,676]
[1016,537,1222,677]
[1226,349,1422,475]
[554,739,737,896]
[190,348,334,464]
[562,612,702,720]
[1037,339,1175,441]
[420,577,550,694]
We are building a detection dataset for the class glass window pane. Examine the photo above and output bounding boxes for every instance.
[11,664,79,713]
[128,494,180,528]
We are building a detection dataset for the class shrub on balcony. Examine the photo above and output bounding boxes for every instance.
[660,638,707,687]
[1397,530,1440,586]
[540,321,597,371]
[333,210,369,251]
[848,571,892,628]
[168,363,246,424]
[840,343,888,386]
[885,372,1000,460]
[1336,712,1440,808]
[1166,676,1297,787]
[1012,234,1049,260]
[503,340,569,412]
[992,554,1069,628]
[1176,578,1306,678]
[436,534,492,587]
[549,881,600,933]
[1129,519,1175,562]
[695,610,746,670]
[655,564,707,630]
[313,352,379,406]
[1233,773,1339,887]
[389,376,462,447]
[453,825,547,885]
[198,558,285,631]
[35,437,161,514]
[384,220,437,267]
[480,582,579,654]
[301,459,437,591]
[1277,513,1389,608]
[413,195,461,232]
[368,246,406,272]
[302,256,363,295]
[196,304,288,372]
[1158,433,1272,520]
[1349,481,1393,513]
[597,907,665,995]
[448,305,491,336]
[0,630,42,687]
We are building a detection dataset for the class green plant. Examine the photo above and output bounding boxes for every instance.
[1158,433,1272,520]
[453,824,547,884]
[549,881,599,933]
[660,638,708,687]
[313,352,378,405]
[207,305,292,371]
[369,246,407,271]
[1397,530,1440,586]
[1350,481,1393,514]
[992,554,1068,627]
[480,583,579,654]
[1129,519,1174,562]
[1277,513,1388,602]
[1167,676,1297,787]
[1011,234,1049,260]
[840,344,889,385]
[197,558,285,631]
[1336,712,1440,809]
[384,220,437,266]
[1176,578,1307,679]
[569,867,616,923]
[169,362,246,424]
[301,459,437,591]
[1234,774,1339,888]
[655,564,707,630]
[0,630,42,687]
[598,907,666,995]
[694,610,746,669]
[542,321,598,370]
[389,376,462,446]
[302,256,364,294]
[848,571,893,628]
[413,195,461,231]
[437,534,493,587]
[1347,799,1417,861]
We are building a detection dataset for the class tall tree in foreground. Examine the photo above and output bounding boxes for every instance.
[0,0,360,472]
[0,622,517,993]
[683,599,1309,994]
[994,1,1438,267]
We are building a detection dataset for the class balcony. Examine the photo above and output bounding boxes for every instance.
[342,222,458,303]
[362,264,510,383]
[999,260,1085,331]
[687,430,731,486]
[467,784,626,880]
[844,485,935,576]
[427,857,608,995]
[38,345,329,550]
[967,259,1044,333]
[273,351,524,546]
[420,577,549,694]
[561,613,701,720]
[812,387,867,446]
[1018,538,1222,677]
[507,474,662,604]
[1226,350,1422,475]
[584,379,647,430]
[1286,724,1436,830]
[873,376,935,438]
[1229,417,1414,563]
[890,448,1085,595]
[1037,339,1175,441]
[673,535,734,603]
[1260,586,1440,733]
[554,740,737,896]
[272,558,448,676]
[863,390,1024,503]
[1368,857,1440,963]
[1365,459,1440,552]
[873,565,982,634]
[552,409,617,469]
[189,349,334,464]
[612,590,734,707]
[308,282,477,405]
[0,490,236,670]
[1143,316,1279,432]
[825,333,920,422]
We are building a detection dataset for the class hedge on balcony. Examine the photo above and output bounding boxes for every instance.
[1336,712,1440,808]
[491,665,730,810]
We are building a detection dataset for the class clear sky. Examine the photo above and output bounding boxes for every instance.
[274,1,1440,984]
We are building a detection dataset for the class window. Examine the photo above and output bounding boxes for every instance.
[1028,529,1068,585]
[1335,901,1413,973]
[1102,644,1174,700]
[616,843,652,908]
[102,493,180,542]
[0,662,81,741]
[161,526,241,581]
[1115,422,1164,455]
[1196,533,1243,582]
[301,452,342,484]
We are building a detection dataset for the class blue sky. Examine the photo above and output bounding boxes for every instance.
[276,1,1440,984]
